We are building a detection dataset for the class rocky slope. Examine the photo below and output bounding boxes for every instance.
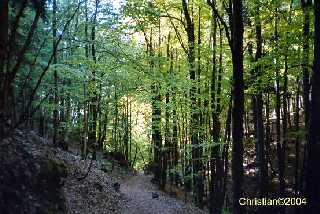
[0,130,122,214]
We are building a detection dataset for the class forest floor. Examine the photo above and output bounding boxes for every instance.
[120,173,205,214]
[0,129,210,213]
[62,149,206,214]
[1,129,302,214]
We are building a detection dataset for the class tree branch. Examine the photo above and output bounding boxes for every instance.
[9,8,41,81]
[13,0,84,129]
[207,0,232,48]
[166,14,188,54]
[8,0,28,55]
[160,14,186,30]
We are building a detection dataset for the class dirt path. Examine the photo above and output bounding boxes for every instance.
[120,173,205,214]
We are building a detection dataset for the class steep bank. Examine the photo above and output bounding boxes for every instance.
[0,130,122,214]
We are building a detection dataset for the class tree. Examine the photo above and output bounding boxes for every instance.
[52,0,59,146]
[231,0,245,213]
[0,0,9,136]
[0,0,45,135]
[252,2,268,213]
[3,0,320,212]
[305,1,320,213]
[181,0,204,207]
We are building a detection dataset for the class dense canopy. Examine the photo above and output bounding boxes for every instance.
[1,0,320,213]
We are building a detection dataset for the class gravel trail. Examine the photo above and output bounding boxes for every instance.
[120,173,205,214]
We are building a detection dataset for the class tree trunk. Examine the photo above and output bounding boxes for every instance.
[152,86,162,185]
[82,0,89,159]
[300,0,311,197]
[231,1,245,214]
[52,0,59,146]
[0,0,8,113]
[88,0,99,160]
[181,0,203,207]
[274,5,285,207]
[0,0,8,132]
[305,1,320,213]
[294,79,300,196]
[209,11,217,212]
[172,87,179,185]
[254,3,268,212]
[209,11,224,214]
[301,0,310,143]
[146,29,163,186]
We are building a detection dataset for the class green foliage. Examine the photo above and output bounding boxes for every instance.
[8,0,316,210]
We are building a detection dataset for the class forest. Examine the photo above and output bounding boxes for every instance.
[0,0,320,213]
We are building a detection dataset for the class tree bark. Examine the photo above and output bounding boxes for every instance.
[254,4,268,213]
[52,0,59,146]
[231,0,245,213]
[0,0,8,128]
[301,0,311,143]
[294,79,300,196]
[300,0,311,197]
[305,1,320,213]
[88,0,99,160]
[181,0,203,207]
[274,4,285,207]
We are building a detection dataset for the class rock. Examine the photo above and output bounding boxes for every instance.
[94,182,104,191]
[0,135,68,214]
[113,182,120,192]
[152,192,159,199]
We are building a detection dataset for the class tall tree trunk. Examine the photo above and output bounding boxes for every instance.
[181,0,203,207]
[300,0,311,196]
[275,4,285,206]
[124,97,129,161]
[168,34,178,185]
[209,10,224,214]
[172,77,179,185]
[152,85,162,184]
[209,9,217,214]
[0,0,8,134]
[129,99,132,163]
[157,20,167,191]
[0,0,8,72]
[223,102,232,205]
[305,1,320,213]
[301,0,311,142]
[254,3,268,213]
[294,79,300,196]
[214,39,224,214]
[52,0,59,146]
[113,88,118,150]
[82,0,89,159]
[162,91,170,190]
[88,0,99,160]
[196,6,204,208]
[147,29,163,186]
[231,0,245,214]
